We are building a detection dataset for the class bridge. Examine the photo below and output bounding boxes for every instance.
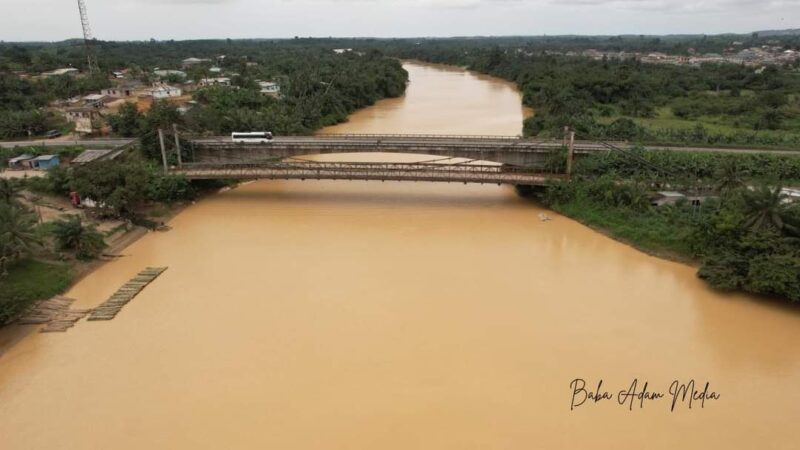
[164,133,798,185]
[167,133,605,185]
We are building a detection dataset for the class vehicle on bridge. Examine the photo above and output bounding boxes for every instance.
[232,132,273,144]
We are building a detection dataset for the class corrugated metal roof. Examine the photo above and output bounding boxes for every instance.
[8,154,33,163]
[72,149,125,164]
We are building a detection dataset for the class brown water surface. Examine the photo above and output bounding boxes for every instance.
[0,62,798,449]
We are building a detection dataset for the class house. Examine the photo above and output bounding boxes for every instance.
[651,191,687,207]
[31,155,60,170]
[333,48,352,54]
[64,106,99,121]
[64,107,102,134]
[148,83,182,99]
[41,68,79,78]
[182,57,211,68]
[258,81,281,98]
[782,188,800,203]
[651,191,711,207]
[101,83,142,98]
[83,93,113,107]
[209,67,222,74]
[7,154,34,170]
[154,69,187,79]
[72,149,125,165]
[199,77,231,87]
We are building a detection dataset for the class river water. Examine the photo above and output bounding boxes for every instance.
[0,62,799,449]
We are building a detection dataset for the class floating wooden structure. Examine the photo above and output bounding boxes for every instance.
[18,296,76,325]
[41,308,92,333]
[17,296,92,333]
[87,267,167,321]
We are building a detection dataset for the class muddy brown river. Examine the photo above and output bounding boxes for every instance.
[1,62,799,449]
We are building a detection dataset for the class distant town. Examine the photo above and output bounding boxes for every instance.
[13,56,281,137]
[548,42,799,67]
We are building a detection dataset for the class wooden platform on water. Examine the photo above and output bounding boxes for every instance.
[87,267,168,321]
[17,296,92,333]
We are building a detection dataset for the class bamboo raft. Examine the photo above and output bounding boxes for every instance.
[17,296,92,333]
[87,267,168,321]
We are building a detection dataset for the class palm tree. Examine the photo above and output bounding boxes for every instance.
[740,185,800,237]
[0,205,40,276]
[714,158,748,198]
[51,215,107,260]
[0,178,23,206]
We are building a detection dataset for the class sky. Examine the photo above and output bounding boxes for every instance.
[1,0,798,41]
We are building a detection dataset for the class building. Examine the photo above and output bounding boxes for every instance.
[182,57,211,68]
[41,68,79,78]
[199,77,232,87]
[101,83,142,98]
[154,69,187,79]
[7,154,34,170]
[209,67,222,74]
[258,81,281,98]
[148,83,182,99]
[72,149,125,165]
[64,107,102,135]
[31,155,60,170]
[83,93,114,108]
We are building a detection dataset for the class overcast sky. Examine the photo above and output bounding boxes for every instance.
[1,0,798,41]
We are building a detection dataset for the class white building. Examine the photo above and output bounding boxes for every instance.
[41,68,79,77]
[148,83,183,99]
[199,77,232,87]
[154,69,187,79]
[182,57,211,68]
[258,81,281,98]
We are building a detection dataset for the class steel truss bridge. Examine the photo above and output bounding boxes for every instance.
[165,132,754,185]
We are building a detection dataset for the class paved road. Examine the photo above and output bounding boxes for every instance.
[3,135,798,156]
[193,135,800,156]
[0,138,135,149]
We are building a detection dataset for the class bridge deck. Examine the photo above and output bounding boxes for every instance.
[172,161,562,186]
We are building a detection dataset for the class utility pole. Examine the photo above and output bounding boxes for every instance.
[172,124,182,167]
[158,128,168,174]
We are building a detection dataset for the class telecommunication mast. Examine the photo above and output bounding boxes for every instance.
[76,0,100,74]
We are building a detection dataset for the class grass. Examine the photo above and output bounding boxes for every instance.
[551,198,697,262]
[599,107,800,145]
[0,259,74,324]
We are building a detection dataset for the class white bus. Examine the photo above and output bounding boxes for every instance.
[231,132,273,144]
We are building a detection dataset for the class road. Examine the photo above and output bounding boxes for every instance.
[0,138,135,149]
[193,135,800,156]
[2,134,798,156]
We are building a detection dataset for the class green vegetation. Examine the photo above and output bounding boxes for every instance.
[0,178,76,323]
[367,38,800,147]
[51,215,107,261]
[539,151,800,303]
[0,259,73,324]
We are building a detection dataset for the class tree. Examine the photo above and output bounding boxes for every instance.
[51,215,106,260]
[0,204,39,276]
[714,158,748,198]
[740,185,800,237]
[0,178,23,206]
[71,159,149,216]
[107,102,143,137]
